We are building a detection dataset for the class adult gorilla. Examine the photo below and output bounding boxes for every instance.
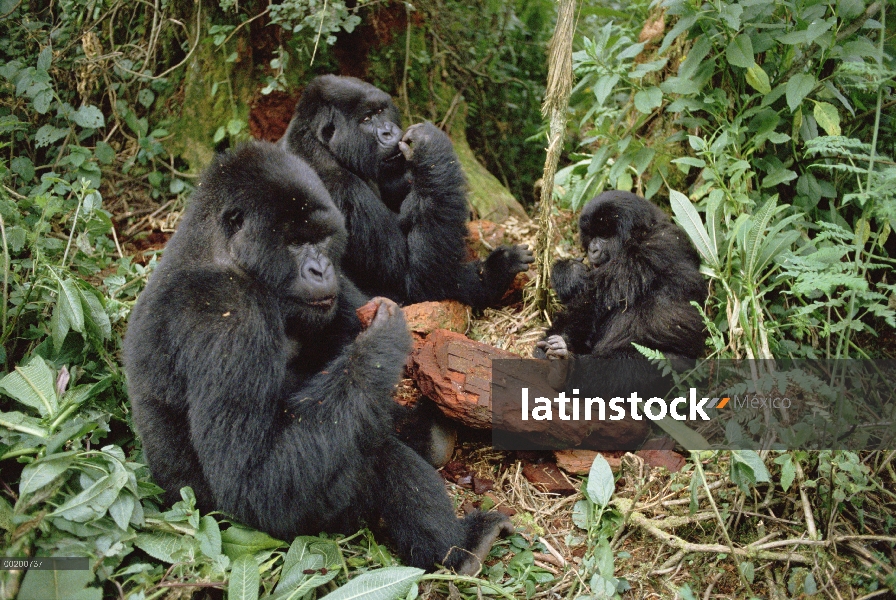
[279,75,533,309]
[537,191,707,360]
[123,141,510,573]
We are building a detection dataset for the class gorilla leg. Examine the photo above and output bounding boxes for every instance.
[374,437,511,574]
[392,399,457,468]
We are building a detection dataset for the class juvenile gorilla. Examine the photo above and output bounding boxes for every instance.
[537,191,706,360]
[123,142,510,573]
[279,75,532,309]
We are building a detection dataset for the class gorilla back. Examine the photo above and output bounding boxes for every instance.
[123,142,510,573]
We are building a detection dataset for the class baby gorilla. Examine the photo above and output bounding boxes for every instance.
[537,191,706,359]
[123,141,510,574]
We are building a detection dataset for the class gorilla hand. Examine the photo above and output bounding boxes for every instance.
[536,335,569,359]
[355,296,412,380]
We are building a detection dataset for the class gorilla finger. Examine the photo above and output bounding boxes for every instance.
[398,141,412,161]
[401,123,425,141]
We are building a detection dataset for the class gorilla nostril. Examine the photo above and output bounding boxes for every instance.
[302,253,336,289]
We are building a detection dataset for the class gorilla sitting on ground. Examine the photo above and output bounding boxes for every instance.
[537,191,707,360]
[279,74,533,310]
[123,141,511,573]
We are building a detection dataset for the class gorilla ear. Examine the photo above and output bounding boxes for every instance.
[313,107,337,145]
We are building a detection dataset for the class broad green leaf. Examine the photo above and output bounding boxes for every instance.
[0,355,58,416]
[745,64,771,94]
[18,568,101,600]
[678,35,712,80]
[50,465,128,521]
[197,515,223,558]
[726,35,755,68]
[813,101,841,136]
[108,492,135,530]
[761,168,797,188]
[778,29,807,45]
[33,89,52,114]
[804,18,834,45]
[669,189,718,269]
[135,532,199,563]
[671,157,706,169]
[731,449,771,482]
[94,141,115,164]
[221,526,283,559]
[5,226,25,253]
[739,561,755,584]
[589,573,617,598]
[633,87,662,114]
[0,410,49,438]
[137,88,155,108]
[276,536,340,594]
[51,301,70,350]
[660,76,702,95]
[275,573,337,600]
[72,105,105,129]
[56,276,86,334]
[229,555,260,600]
[571,499,591,530]
[227,118,244,136]
[594,538,614,578]
[754,230,800,277]
[775,454,797,492]
[705,190,723,262]
[586,454,614,508]
[593,74,620,106]
[11,156,34,182]
[80,287,111,340]
[34,124,68,147]
[19,452,77,495]
[785,73,815,112]
[37,47,53,71]
[322,567,424,600]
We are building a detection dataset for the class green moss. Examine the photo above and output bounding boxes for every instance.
[168,21,256,172]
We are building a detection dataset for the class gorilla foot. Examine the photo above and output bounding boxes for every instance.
[445,511,514,576]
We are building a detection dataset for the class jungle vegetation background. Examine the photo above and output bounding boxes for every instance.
[0,0,895,598]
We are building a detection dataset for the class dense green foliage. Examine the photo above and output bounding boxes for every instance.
[0,0,894,598]
[559,0,895,361]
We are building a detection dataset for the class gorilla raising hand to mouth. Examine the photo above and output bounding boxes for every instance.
[123,142,511,574]
[537,191,707,360]
[280,75,533,310]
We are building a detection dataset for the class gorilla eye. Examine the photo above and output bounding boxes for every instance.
[223,208,244,233]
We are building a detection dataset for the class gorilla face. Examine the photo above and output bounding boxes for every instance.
[301,75,405,180]
[579,199,622,267]
[206,143,347,325]
[578,191,661,267]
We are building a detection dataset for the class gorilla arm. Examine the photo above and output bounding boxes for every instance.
[398,123,533,308]
[177,280,410,535]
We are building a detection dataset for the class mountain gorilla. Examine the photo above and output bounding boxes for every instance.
[537,191,706,360]
[279,75,533,309]
[123,141,511,573]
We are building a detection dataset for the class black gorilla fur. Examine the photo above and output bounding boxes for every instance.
[537,191,706,359]
[123,141,511,573]
[279,74,533,310]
